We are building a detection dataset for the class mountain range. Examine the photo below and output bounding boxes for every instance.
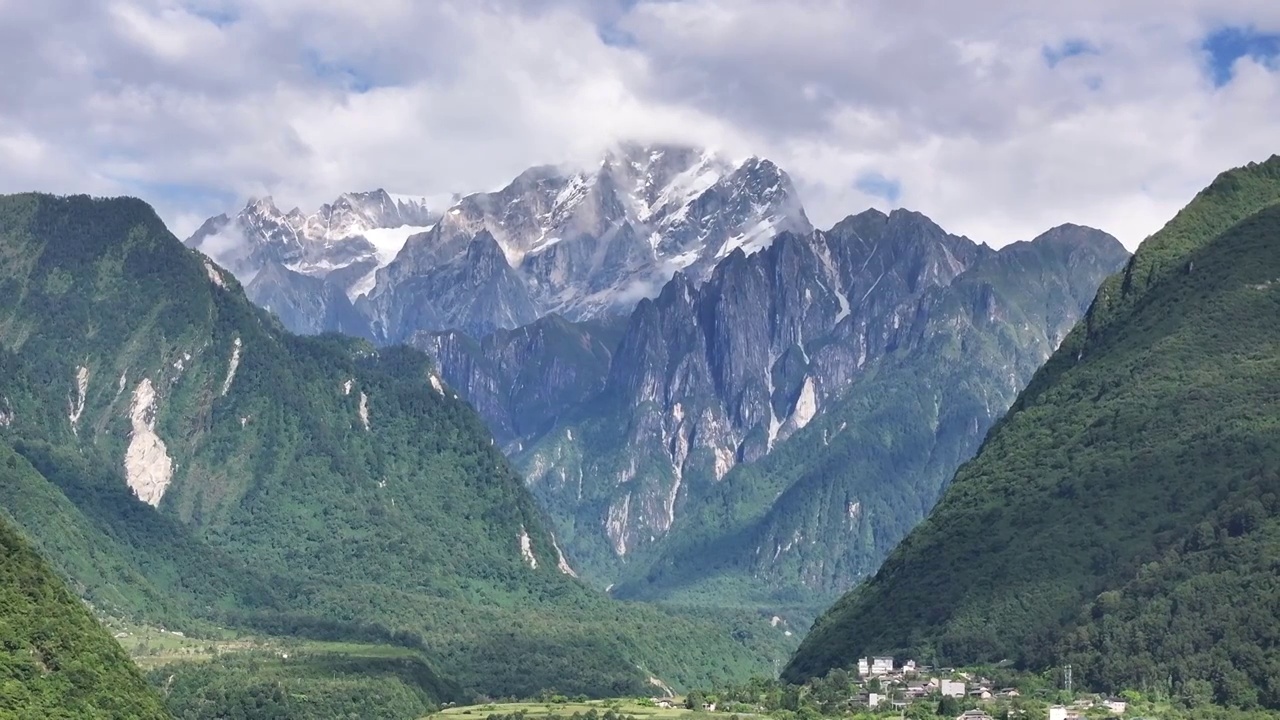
[189,144,1129,622]
[187,143,811,341]
[785,156,1280,709]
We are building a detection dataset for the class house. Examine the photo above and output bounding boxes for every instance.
[905,683,929,698]
[940,680,966,698]
[870,656,895,676]
[702,703,716,712]
[999,688,1021,698]
[955,711,994,720]
[857,658,871,677]
[652,699,674,709]
[968,687,993,700]
[903,660,918,673]
[1048,708,1085,720]
[867,692,882,709]
[1103,698,1127,714]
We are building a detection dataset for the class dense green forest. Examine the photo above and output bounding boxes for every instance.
[785,156,1280,709]
[0,513,169,719]
[0,192,791,712]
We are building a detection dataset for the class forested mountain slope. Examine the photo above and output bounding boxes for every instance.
[0,513,169,719]
[0,193,789,702]
[785,157,1280,709]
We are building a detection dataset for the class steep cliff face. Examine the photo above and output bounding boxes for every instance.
[424,208,1128,600]
[410,314,626,448]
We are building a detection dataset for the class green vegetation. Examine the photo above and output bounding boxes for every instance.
[786,157,1280,709]
[0,515,169,719]
[151,646,449,720]
[689,672,1280,720]
[0,192,789,713]
[428,698,709,720]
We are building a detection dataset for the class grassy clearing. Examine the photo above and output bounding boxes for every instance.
[428,700,740,720]
[102,617,420,670]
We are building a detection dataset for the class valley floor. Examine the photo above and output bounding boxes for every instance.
[425,700,742,720]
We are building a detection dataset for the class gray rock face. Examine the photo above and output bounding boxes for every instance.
[245,262,374,340]
[411,314,626,448]
[519,209,995,563]
[423,212,1128,592]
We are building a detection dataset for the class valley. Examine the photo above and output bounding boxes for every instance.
[0,96,1276,720]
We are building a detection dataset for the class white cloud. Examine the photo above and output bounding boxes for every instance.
[0,0,1278,246]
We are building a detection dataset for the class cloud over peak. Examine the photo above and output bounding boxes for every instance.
[2,0,1279,248]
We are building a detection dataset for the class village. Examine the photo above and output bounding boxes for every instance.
[658,656,1136,720]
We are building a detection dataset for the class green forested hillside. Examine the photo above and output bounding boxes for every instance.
[0,193,790,708]
[785,157,1280,709]
[0,514,169,719]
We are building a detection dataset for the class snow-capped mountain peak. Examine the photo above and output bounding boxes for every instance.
[185,188,439,299]
[189,143,811,342]
[360,143,812,341]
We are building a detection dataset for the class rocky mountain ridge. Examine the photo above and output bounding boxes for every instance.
[189,143,811,340]
[418,208,1130,602]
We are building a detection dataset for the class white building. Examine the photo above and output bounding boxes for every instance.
[867,693,882,709]
[940,680,966,698]
[870,656,894,675]
[857,658,870,677]
[1048,707,1068,720]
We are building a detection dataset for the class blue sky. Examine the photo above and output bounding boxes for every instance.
[1,0,1278,248]
[1203,25,1280,86]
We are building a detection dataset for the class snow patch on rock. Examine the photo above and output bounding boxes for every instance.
[68,366,89,433]
[519,526,538,569]
[220,338,242,396]
[358,391,370,430]
[124,378,173,507]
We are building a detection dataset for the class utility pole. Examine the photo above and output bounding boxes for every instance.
[1063,665,1072,696]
